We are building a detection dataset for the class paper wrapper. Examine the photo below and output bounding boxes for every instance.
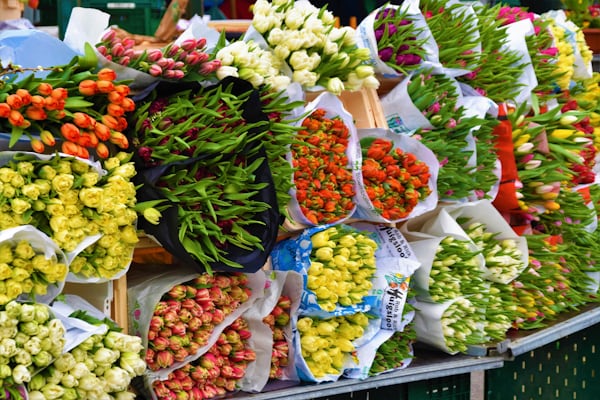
[286,92,360,227]
[400,207,487,302]
[413,296,484,355]
[442,200,528,284]
[241,270,303,392]
[353,128,439,223]
[350,222,420,330]
[503,19,539,105]
[51,294,111,352]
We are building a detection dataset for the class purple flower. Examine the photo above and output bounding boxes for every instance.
[387,24,398,36]
[376,8,396,20]
[375,28,385,42]
[138,146,153,162]
[379,47,394,62]
[399,19,411,26]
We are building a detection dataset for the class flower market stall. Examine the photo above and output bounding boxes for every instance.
[0,0,600,399]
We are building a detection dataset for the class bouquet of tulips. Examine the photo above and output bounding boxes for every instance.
[0,53,133,159]
[357,0,438,77]
[354,128,438,223]
[0,301,66,387]
[456,3,529,102]
[524,16,564,102]
[272,224,379,316]
[420,0,481,74]
[215,36,292,92]
[445,200,528,284]
[455,96,501,202]
[401,208,489,304]
[131,78,281,273]
[128,267,264,374]
[288,93,359,226]
[249,0,379,93]
[294,312,375,382]
[344,245,420,380]
[414,296,486,354]
[382,69,462,132]
[26,295,146,399]
[509,234,596,330]
[95,28,221,85]
[0,152,138,281]
[0,226,67,306]
[150,316,259,400]
[256,270,302,383]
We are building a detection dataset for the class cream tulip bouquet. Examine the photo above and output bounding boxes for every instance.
[249,0,379,94]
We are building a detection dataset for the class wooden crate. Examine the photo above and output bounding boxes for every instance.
[305,87,388,129]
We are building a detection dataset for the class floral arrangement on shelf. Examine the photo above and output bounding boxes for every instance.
[561,0,600,28]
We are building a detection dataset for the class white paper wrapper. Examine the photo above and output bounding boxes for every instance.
[353,128,439,223]
[503,19,539,105]
[51,294,110,353]
[287,92,360,226]
[413,296,484,355]
[127,265,265,379]
[442,200,529,284]
[350,222,420,331]
[400,208,487,301]
[241,270,303,392]
[381,75,434,134]
[355,0,441,77]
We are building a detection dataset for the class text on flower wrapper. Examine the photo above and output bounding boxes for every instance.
[381,273,410,330]
[387,114,414,135]
[377,225,413,258]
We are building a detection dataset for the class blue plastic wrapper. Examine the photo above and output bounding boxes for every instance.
[271,224,381,319]
[0,29,76,76]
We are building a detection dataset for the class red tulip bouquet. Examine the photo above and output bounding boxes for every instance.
[354,128,438,223]
[287,93,359,226]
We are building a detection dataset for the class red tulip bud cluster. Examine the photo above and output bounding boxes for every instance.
[145,272,252,371]
[262,295,292,379]
[96,29,222,80]
[152,317,255,400]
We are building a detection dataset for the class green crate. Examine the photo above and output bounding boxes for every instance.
[485,323,600,400]
[407,374,471,400]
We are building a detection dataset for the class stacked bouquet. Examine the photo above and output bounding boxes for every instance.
[250,0,379,93]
